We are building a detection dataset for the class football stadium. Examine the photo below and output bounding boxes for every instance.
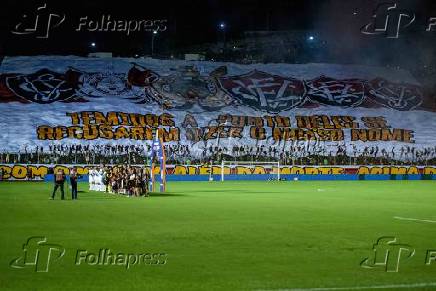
[1,1,436,290]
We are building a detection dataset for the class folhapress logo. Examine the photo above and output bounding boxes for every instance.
[12,3,65,39]
[360,237,415,272]
[10,237,167,272]
[11,3,167,39]
[361,2,436,38]
[10,237,65,272]
[75,249,167,269]
[361,3,415,38]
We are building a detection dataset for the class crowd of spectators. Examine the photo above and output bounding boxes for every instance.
[1,142,435,166]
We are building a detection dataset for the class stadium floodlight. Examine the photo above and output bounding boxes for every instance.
[90,42,96,47]
[151,31,158,56]
[220,161,280,182]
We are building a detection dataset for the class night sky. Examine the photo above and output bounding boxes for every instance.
[0,0,316,55]
[0,0,435,63]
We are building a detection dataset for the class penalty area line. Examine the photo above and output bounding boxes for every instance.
[256,281,436,291]
[393,216,436,224]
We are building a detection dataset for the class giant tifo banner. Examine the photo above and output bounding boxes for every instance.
[1,164,436,181]
[0,56,435,159]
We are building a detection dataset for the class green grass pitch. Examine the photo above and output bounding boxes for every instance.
[1,180,436,290]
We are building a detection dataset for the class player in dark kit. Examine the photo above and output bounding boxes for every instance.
[51,169,66,200]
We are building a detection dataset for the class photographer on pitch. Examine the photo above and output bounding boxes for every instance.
[51,169,66,200]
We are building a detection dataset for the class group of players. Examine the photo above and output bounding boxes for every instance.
[88,166,150,197]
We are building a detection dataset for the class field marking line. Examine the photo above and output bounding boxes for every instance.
[256,281,436,291]
[393,216,436,224]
